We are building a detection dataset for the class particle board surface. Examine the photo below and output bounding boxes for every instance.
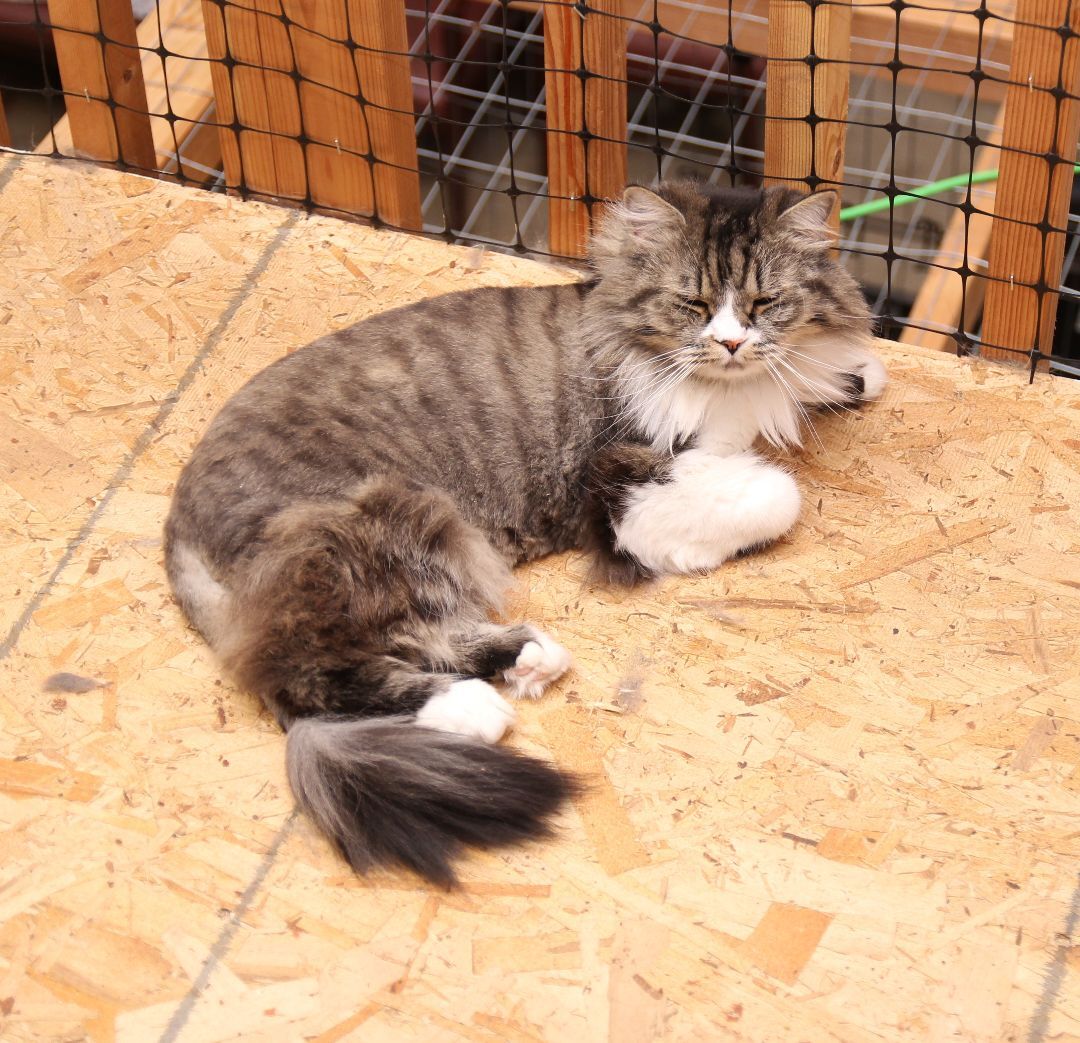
[1,153,1080,1043]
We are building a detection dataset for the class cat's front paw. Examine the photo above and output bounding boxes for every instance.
[847,354,888,402]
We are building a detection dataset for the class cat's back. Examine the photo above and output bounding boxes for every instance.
[167,280,595,570]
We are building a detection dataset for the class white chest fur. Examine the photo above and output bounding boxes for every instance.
[616,337,878,456]
[620,368,802,455]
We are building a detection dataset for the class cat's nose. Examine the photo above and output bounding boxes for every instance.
[721,337,745,355]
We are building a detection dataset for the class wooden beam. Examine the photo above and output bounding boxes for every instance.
[199,0,239,188]
[47,0,156,170]
[543,0,628,257]
[981,0,1080,361]
[202,0,419,223]
[584,1,628,207]
[200,0,307,201]
[765,0,852,226]
[283,0,375,215]
[347,0,422,230]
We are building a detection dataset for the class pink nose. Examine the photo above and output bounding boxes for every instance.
[721,338,745,355]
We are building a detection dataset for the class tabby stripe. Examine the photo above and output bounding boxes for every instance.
[544,290,570,456]
[491,289,534,473]
[628,287,660,310]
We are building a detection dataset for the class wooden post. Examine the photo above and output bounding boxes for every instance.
[543,0,628,257]
[981,0,1080,362]
[39,0,219,181]
[764,0,851,227]
[543,1,587,256]
[0,93,10,148]
[48,0,156,169]
[583,2,628,217]
[347,0,423,230]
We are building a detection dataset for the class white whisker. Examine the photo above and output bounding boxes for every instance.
[763,358,825,452]
[770,354,857,419]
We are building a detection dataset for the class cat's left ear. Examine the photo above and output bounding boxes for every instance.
[776,190,838,250]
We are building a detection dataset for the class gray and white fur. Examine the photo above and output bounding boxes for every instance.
[164,180,883,886]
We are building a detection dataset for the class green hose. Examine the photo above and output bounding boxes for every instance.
[837,164,1080,223]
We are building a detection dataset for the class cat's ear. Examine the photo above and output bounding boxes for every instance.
[775,190,837,250]
[593,186,686,258]
[619,186,686,240]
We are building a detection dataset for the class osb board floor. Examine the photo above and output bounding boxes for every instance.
[1,154,1079,1043]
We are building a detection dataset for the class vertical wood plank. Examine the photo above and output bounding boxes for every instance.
[41,0,218,180]
[0,92,10,148]
[200,0,244,189]
[200,0,307,201]
[583,2,627,215]
[764,0,851,227]
[543,1,587,256]
[48,0,155,169]
[347,0,422,230]
[543,0,628,257]
[203,0,413,221]
[981,0,1080,361]
[283,0,374,215]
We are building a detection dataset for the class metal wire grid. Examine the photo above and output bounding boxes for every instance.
[1,0,1079,365]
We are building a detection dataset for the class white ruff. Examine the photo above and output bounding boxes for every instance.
[615,335,879,453]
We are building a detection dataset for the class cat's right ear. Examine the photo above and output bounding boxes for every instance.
[593,186,686,257]
[619,187,686,240]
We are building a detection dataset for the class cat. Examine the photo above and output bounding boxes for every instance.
[164,180,884,886]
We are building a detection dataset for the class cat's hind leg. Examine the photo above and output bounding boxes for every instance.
[613,448,801,575]
[212,476,518,727]
[434,622,572,701]
[188,476,577,884]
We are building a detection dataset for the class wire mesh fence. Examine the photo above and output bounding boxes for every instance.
[2,0,1079,375]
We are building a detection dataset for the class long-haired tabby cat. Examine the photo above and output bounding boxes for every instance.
[165,180,884,885]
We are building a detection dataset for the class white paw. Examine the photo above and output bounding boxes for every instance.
[416,679,515,743]
[858,355,888,400]
[503,630,572,700]
[751,465,802,538]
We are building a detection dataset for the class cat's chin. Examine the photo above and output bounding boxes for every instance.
[694,359,766,384]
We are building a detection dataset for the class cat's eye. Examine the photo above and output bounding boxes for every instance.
[681,297,711,317]
[752,295,779,313]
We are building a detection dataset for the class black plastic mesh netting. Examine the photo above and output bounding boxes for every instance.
[2,0,1079,376]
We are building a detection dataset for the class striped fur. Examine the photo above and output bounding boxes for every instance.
[164,180,878,885]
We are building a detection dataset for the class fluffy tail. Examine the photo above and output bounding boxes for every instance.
[286,716,577,887]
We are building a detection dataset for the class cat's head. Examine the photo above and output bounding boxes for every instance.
[586,180,872,382]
